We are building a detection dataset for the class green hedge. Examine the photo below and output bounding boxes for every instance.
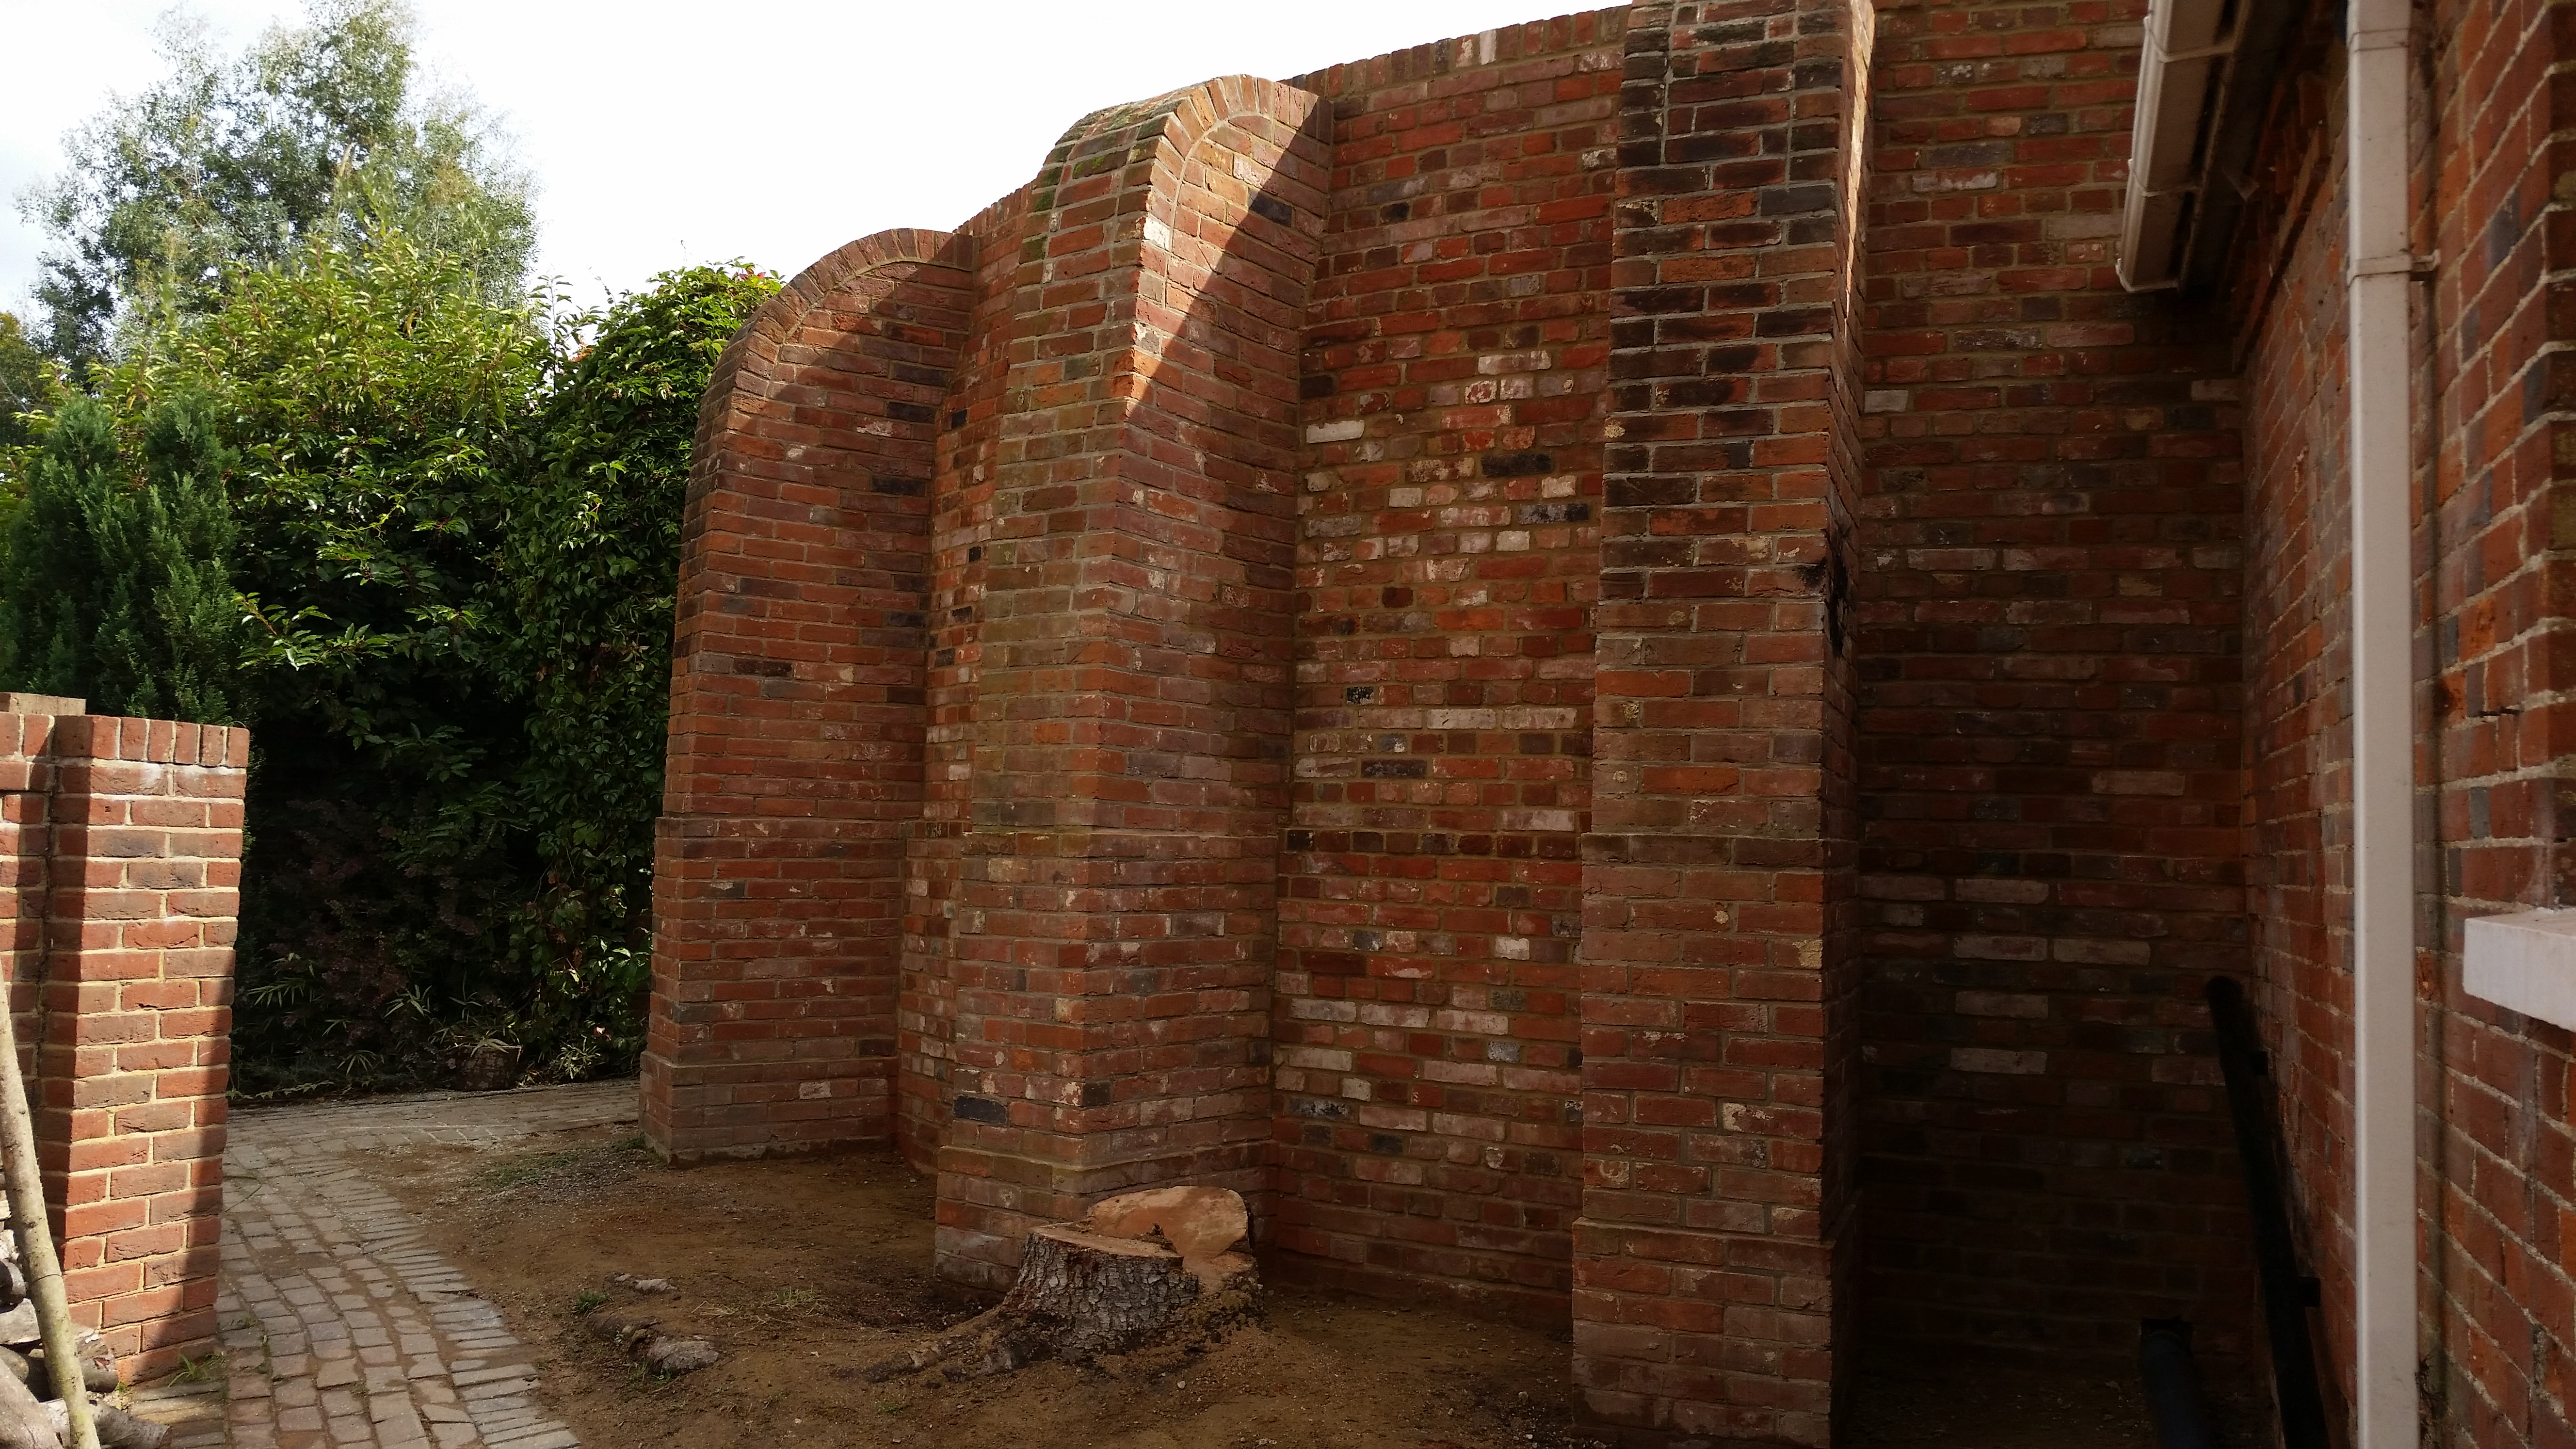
[0,229,776,1093]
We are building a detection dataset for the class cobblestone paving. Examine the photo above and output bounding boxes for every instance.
[163,1082,639,1449]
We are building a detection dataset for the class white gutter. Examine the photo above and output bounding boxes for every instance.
[2118,0,2237,289]
[2346,0,2420,1441]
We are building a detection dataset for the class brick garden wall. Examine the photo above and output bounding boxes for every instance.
[1852,0,2260,1372]
[1574,0,1874,1440]
[1270,9,1620,1316]
[897,191,1033,1172]
[925,77,1333,1288]
[649,0,2576,1443]
[645,230,973,1162]
[0,696,245,1380]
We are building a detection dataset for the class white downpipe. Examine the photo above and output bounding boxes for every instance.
[2346,0,2418,1442]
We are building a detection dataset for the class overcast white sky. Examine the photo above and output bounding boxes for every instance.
[0,0,1566,319]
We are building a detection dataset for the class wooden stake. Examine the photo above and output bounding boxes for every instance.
[0,981,97,1449]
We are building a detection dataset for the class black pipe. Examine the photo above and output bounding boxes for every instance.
[2140,1319,2219,1449]
[2206,975,2333,1449]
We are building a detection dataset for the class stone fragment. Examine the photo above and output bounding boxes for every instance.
[93,1403,170,1449]
[639,1336,717,1376]
[584,1315,654,1352]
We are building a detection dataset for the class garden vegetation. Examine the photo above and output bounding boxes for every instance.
[0,0,776,1093]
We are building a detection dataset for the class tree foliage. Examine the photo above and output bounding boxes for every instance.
[17,0,533,371]
[2,0,774,1094]
[88,228,556,1089]
[0,315,57,457]
[496,266,778,1066]
[0,393,244,723]
[1,218,773,1092]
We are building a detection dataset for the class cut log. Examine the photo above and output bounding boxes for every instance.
[1085,1187,1248,1263]
[865,1187,1258,1383]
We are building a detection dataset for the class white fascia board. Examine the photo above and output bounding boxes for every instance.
[2463,908,2576,1031]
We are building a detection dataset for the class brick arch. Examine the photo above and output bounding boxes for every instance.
[644,228,974,1163]
[926,76,1332,1286]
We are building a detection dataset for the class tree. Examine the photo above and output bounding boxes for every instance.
[0,392,244,722]
[100,224,557,1089]
[0,315,55,456]
[17,0,533,372]
[0,207,774,1090]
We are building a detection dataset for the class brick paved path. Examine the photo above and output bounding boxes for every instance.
[140,1082,639,1449]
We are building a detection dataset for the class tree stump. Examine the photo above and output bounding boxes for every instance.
[866,1186,1257,1382]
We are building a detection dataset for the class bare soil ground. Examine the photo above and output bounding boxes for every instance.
[370,1123,1595,1449]
[358,1115,2246,1449]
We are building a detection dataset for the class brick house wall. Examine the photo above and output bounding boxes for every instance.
[2417,0,2576,1433]
[0,696,245,1381]
[2234,0,2576,1438]
[2233,0,2361,1423]
[649,0,2576,1443]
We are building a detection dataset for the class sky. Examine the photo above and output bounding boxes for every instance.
[0,0,1570,319]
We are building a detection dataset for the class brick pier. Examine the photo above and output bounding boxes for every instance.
[0,694,245,1380]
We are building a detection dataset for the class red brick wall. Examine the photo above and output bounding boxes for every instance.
[2235,0,2576,1437]
[2420,0,2576,1435]
[1853,0,2259,1372]
[897,191,1030,1174]
[0,697,244,1380]
[1270,9,1620,1314]
[644,230,972,1161]
[1573,0,1871,1441]
[647,2,2576,1444]
[922,78,1333,1287]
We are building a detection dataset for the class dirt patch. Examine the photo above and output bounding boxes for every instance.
[360,1116,2222,1448]
[370,1124,1595,1449]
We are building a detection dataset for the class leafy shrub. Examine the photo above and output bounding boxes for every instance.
[496,264,780,1078]
[0,224,775,1093]
[0,393,244,723]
